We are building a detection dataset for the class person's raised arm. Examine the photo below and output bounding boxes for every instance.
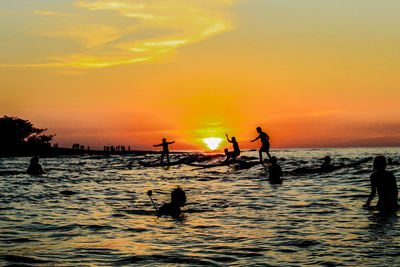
[153,143,162,147]
[226,134,232,143]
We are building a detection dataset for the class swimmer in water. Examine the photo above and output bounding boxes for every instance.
[365,155,398,214]
[153,138,175,165]
[388,158,400,165]
[27,156,44,175]
[224,134,240,161]
[157,186,186,219]
[268,156,283,184]
[250,127,272,163]
[321,156,334,172]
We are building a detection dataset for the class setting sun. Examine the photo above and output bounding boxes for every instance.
[202,137,223,151]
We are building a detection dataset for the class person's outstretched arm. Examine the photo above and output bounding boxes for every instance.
[226,134,232,143]
[167,141,175,144]
[153,143,162,147]
[250,135,260,142]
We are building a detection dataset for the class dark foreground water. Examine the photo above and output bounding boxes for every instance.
[1,148,400,266]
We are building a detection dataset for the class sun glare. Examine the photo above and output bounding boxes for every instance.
[202,137,223,150]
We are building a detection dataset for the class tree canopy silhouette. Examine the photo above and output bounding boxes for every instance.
[0,116,54,154]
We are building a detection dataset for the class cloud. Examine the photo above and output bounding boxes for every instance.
[34,10,62,16]
[33,24,122,48]
[3,0,235,69]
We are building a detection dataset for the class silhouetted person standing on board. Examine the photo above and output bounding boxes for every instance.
[365,155,398,214]
[225,134,240,161]
[27,156,44,175]
[154,138,175,165]
[268,156,283,184]
[250,127,272,163]
[157,186,187,219]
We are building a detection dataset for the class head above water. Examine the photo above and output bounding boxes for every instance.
[162,138,166,142]
[30,156,39,164]
[373,155,386,172]
[171,186,186,207]
[256,127,262,133]
[323,156,331,164]
[224,148,228,155]
[270,156,278,164]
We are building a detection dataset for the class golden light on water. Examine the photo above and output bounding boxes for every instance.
[202,137,223,150]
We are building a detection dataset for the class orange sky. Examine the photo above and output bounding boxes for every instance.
[1,0,399,150]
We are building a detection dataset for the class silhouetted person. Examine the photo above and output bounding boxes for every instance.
[27,156,44,175]
[250,127,272,163]
[154,138,175,164]
[268,156,282,184]
[225,134,240,161]
[388,158,400,165]
[157,186,186,219]
[321,156,334,172]
[365,156,398,214]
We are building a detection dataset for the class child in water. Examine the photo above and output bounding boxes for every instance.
[27,156,44,175]
[268,156,283,184]
[157,186,186,219]
[365,155,398,214]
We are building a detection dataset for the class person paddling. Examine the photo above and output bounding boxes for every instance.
[153,138,175,165]
[250,127,272,163]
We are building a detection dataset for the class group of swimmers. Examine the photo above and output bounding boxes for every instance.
[150,155,398,219]
[152,126,398,217]
[26,125,398,219]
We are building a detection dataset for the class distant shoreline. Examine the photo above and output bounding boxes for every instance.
[1,146,399,159]
[0,147,163,158]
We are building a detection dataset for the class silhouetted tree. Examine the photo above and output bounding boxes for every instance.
[0,116,54,154]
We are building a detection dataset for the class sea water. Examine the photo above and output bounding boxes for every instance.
[1,148,400,266]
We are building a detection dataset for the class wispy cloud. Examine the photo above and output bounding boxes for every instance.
[34,10,62,16]
[2,0,235,69]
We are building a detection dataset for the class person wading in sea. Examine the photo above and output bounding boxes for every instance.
[268,156,283,184]
[157,186,187,219]
[153,138,175,165]
[250,126,272,163]
[27,156,44,175]
[365,155,398,214]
